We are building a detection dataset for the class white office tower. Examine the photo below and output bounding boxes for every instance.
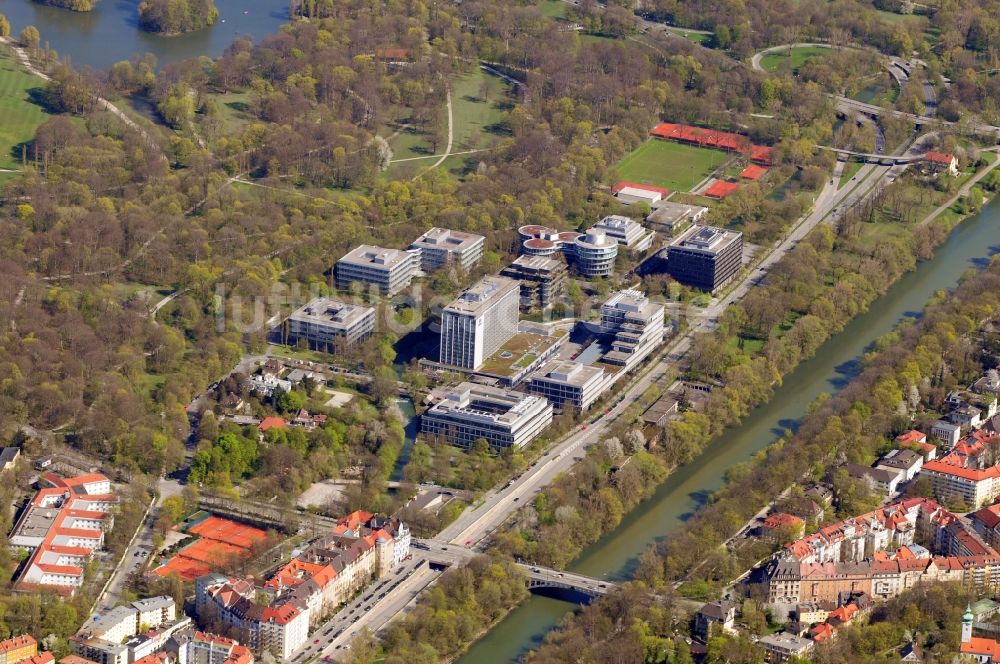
[439,276,520,370]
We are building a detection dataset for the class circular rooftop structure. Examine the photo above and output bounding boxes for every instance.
[523,238,557,255]
[518,224,551,239]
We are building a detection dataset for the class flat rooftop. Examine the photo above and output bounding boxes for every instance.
[670,224,742,255]
[646,201,708,226]
[12,506,60,540]
[338,245,415,270]
[288,297,373,328]
[476,327,568,379]
[534,360,605,387]
[443,276,520,316]
[594,215,641,233]
[427,382,546,425]
[411,227,484,251]
[507,255,564,273]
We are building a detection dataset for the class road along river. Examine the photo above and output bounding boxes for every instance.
[460,200,1000,662]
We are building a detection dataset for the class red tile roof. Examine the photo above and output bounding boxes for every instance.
[258,417,288,432]
[763,513,804,529]
[925,151,956,165]
[895,430,927,445]
[0,634,37,655]
[923,460,1000,482]
[962,636,1000,657]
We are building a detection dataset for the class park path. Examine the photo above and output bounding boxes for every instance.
[413,87,453,179]
[0,36,161,153]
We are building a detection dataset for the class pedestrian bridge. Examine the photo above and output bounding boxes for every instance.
[416,539,616,601]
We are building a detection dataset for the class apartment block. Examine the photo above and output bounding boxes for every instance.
[0,635,37,664]
[409,227,485,272]
[439,276,520,370]
[283,297,375,352]
[666,225,743,292]
[499,255,567,311]
[335,245,419,296]
[421,382,553,451]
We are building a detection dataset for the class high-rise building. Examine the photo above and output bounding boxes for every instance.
[409,228,485,272]
[665,225,743,292]
[421,383,553,451]
[499,255,567,311]
[439,276,520,370]
[335,245,419,296]
[283,297,375,352]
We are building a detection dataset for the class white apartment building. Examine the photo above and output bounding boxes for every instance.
[421,382,553,451]
[438,276,520,370]
[600,290,665,371]
[133,597,177,631]
[528,361,611,412]
[409,227,485,272]
[335,245,419,296]
[283,297,375,352]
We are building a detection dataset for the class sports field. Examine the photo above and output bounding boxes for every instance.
[0,46,51,170]
[612,139,724,193]
[759,46,831,72]
[154,515,269,580]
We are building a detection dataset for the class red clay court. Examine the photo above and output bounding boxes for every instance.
[188,515,268,550]
[704,181,741,199]
[740,165,769,181]
[154,515,269,581]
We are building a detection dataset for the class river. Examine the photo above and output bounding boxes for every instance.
[0,0,289,70]
[459,200,1000,662]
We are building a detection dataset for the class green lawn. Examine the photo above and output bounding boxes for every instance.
[211,92,252,132]
[839,161,863,188]
[612,139,725,193]
[0,45,52,170]
[538,0,567,19]
[663,26,712,44]
[759,46,831,73]
[875,9,925,27]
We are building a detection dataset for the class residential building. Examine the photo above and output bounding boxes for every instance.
[335,245,419,296]
[952,405,984,429]
[895,430,937,460]
[932,420,962,446]
[282,298,376,352]
[843,463,902,499]
[133,597,177,631]
[924,151,959,176]
[0,635,38,664]
[73,598,183,664]
[572,229,618,278]
[666,224,743,292]
[693,601,735,640]
[761,513,805,542]
[438,276,520,370]
[875,449,924,482]
[0,447,19,472]
[758,632,814,663]
[610,181,670,206]
[922,461,1000,508]
[9,472,118,594]
[600,290,665,372]
[183,632,253,664]
[409,228,485,272]
[644,202,708,234]
[500,255,567,311]
[528,361,610,412]
[421,382,553,451]
[591,215,653,251]
[971,504,1000,551]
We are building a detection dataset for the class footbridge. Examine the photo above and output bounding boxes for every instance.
[415,539,615,599]
[817,145,923,165]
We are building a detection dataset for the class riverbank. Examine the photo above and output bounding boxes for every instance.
[455,159,1000,662]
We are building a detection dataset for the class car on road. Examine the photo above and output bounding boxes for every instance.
[313,640,320,645]
[465,539,472,546]
[582,424,588,431]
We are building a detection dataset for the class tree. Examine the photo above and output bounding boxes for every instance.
[0,15,10,38]
[20,26,40,49]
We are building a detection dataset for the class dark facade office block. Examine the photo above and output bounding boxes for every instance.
[665,225,743,292]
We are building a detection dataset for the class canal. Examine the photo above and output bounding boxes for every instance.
[459,200,1000,663]
[0,0,289,70]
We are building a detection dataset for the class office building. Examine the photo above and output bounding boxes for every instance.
[499,255,567,311]
[600,290,665,371]
[645,202,708,234]
[421,382,553,451]
[409,228,485,272]
[573,229,618,278]
[528,361,609,412]
[283,297,375,352]
[517,225,581,257]
[591,215,653,251]
[335,245,419,296]
[665,225,743,292]
[439,276,520,370]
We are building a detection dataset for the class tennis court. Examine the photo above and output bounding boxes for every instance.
[188,515,268,550]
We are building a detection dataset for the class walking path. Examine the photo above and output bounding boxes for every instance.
[413,87,453,179]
